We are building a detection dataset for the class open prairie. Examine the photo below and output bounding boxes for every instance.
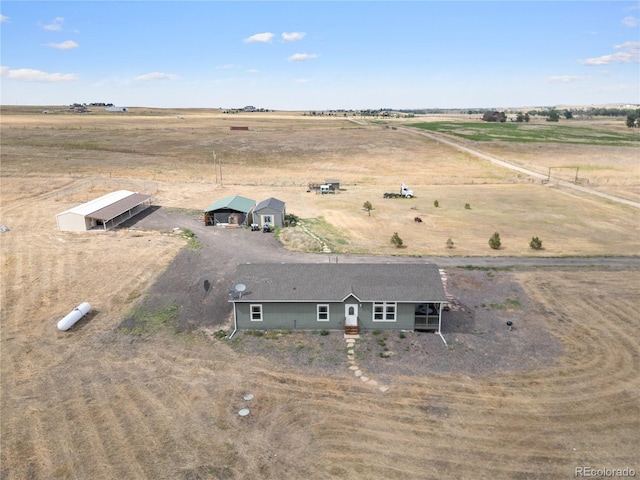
[1,107,639,479]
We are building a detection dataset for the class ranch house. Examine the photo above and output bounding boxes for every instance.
[230,263,447,336]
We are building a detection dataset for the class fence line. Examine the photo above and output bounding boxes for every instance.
[56,178,158,199]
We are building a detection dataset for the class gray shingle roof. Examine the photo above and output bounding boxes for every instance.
[254,197,285,213]
[233,263,446,303]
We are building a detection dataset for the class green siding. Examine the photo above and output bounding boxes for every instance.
[236,301,422,331]
[358,302,414,331]
[236,302,345,330]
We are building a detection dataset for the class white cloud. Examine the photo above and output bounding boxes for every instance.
[282,32,306,42]
[0,66,77,82]
[244,32,274,43]
[46,40,79,50]
[287,53,318,62]
[582,41,640,65]
[545,75,581,83]
[216,64,238,70]
[246,69,259,74]
[134,72,180,81]
[621,16,639,28]
[42,17,64,31]
[1,15,9,23]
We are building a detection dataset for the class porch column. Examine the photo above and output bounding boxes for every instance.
[437,303,446,345]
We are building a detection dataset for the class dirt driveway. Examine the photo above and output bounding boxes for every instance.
[119,207,325,332]
[120,207,640,335]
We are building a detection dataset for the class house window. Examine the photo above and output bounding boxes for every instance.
[263,215,272,224]
[317,304,329,322]
[250,304,263,321]
[373,302,396,322]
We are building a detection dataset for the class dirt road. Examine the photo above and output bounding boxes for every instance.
[401,126,640,209]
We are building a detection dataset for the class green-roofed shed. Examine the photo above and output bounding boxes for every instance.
[204,195,256,226]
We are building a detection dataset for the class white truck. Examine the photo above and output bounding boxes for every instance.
[384,183,414,198]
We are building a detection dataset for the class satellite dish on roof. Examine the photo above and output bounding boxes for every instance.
[235,284,246,298]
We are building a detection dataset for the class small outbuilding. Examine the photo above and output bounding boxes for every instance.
[324,179,340,191]
[55,190,153,232]
[204,195,255,227]
[253,197,286,228]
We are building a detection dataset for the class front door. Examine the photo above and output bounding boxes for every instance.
[345,303,358,327]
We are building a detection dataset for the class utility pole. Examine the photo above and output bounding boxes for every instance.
[213,149,218,184]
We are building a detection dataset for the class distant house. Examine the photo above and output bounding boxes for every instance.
[55,190,153,231]
[243,106,256,112]
[482,111,506,122]
[253,197,286,228]
[204,195,255,226]
[229,263,448,335]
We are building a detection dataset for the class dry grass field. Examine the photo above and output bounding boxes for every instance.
[1,107,639,479]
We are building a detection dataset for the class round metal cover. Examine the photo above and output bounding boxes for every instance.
[243,394,254,401]
[238,408,250,417]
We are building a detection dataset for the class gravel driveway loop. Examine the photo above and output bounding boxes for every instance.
[119,207,569,378]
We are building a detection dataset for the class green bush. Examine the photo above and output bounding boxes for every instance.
[464,203,471,210]
[284,213,300,226]
[390,232,403,248]
[489,232,501,250]
[433,200,439,208]
[530,236,543,250]
[213,329,228,339]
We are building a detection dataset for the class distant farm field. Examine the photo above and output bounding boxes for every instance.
[1,107,638,479]
[1,108,638,256]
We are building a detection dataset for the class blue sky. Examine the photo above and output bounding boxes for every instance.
[1,1,638,110]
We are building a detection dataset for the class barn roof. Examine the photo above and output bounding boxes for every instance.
[204,195,255,213]
[254,197,285,213]
[232,263,446,303]
[85,193,151,221]
[56,190,150,219]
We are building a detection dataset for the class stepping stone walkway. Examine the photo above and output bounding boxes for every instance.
[344,334,389,393]
[298,222,332,253]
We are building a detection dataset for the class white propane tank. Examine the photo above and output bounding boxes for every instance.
[57,302,91,331]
